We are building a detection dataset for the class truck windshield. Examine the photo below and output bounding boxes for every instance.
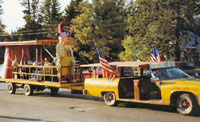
[152,67,192,81]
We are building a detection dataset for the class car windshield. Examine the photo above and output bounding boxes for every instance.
[152,67,192,81]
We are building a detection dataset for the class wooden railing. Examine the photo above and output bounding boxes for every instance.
[12,65,82,83]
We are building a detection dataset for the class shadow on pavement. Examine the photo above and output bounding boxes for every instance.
[8,89,200,117]
[32,90,104,102]
[0,116,45,122]
[118,102,200,117]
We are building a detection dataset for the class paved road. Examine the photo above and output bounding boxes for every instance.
[0,83,200,122]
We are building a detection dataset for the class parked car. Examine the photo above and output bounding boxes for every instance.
[82,64,135,78]
[82,66,103,78]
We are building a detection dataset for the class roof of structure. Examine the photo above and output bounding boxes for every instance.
[0,40,59,46]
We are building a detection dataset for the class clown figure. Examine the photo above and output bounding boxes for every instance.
[56,22,76,82]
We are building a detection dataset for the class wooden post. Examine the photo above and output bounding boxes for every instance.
[40,47,43,64]
[93,67,96,78]
[29,66,31,79]
[36,47,39,79]
[140,68,143,76]
[80,68,82,82]
[134,80,140,100]
[44,67,46,81]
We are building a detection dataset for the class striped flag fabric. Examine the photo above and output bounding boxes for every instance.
[150,46,161,62]
[95,44,116,81]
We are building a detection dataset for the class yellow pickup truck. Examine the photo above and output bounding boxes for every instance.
[81,61,200,115]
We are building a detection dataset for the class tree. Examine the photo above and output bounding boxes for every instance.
[0,0,5,63]
[64,0,83,24]
[20,0,40,25]
[0,0,2,15]
[71,0,126,63]
[0,0,4,33]
[0,0,6,41]
[120,0,200,61]
[17,0,43,40]
[39,0,62,39]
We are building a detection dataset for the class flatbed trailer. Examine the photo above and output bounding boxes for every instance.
[0,78,84,89]
[0,40,84,95]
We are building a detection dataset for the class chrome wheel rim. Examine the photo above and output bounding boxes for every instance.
[24,86,30,93]
[8,85,12,92]
[178,98,192,113]
[105,93,115,104]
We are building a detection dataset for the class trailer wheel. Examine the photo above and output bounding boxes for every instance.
[24,84,33,96]
[8,83,16,94]
[176,94,198,115]
[103,92,118,106]
[50,87,59,96]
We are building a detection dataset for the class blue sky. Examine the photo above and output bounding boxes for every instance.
[2,0,70,33]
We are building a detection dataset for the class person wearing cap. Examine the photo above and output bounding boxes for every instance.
[55,22,76,82]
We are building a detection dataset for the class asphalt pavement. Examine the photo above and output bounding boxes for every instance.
[0,82,200,122]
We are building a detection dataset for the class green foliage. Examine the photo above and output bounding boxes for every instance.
[120,0,200,61]
[20,0,40,25]
[0,0,3,30]
[64,0,83,24]
[15,0,62,40]
[0,0,2,15]
[0,0,5,39]
[3,0,199,64]
[39,0,62,39]
[71,0,126,62]
[13,0,43,41]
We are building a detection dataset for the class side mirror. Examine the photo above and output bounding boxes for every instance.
[195,73,199,78]
[151,77,160,82]
[151,77,162,86]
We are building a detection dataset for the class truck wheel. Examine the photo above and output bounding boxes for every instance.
[24,84,33,96]
[50,87,59,96]
[8,83,16,94]
[176,94,198,115]
[103,92,118,106]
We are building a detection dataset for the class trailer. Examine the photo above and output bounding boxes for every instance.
[0,40,84,95]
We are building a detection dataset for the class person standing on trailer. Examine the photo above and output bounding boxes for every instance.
[20,56,29,79]
[55,22,76,82]
[12,55,19,79]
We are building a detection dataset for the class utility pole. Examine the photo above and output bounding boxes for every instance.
[175,1,181,61]
[27,0,30,16]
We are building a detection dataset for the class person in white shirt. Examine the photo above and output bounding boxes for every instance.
[12,55,19,79]
[12,55,19,71]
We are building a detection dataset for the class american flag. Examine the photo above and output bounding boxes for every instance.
[150,46,161,62]
[95,44,116,81]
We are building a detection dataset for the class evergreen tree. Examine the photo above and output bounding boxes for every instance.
[0,0,4,32]
[71,0,126,62]
[64,0,83,24]
[17,0,43,40]
[120,0,200,61]
[40,0,62,39]
[0,0,5,63]
[0,0,2,15]
[0,0,5,38]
